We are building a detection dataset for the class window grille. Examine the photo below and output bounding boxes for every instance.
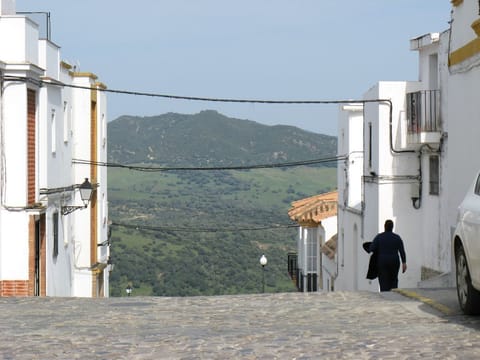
[53,212,59,258]
[406,90,441,133]
[429,156,440,195]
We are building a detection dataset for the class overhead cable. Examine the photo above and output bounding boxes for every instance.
[111,221,299,233]
[2,75,389,105]
[72,155,346,172]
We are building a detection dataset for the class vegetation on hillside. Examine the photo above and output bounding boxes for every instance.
[107,111,337,296]
[108,110,337,167]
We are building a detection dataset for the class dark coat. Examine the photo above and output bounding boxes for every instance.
[363,241,378,280]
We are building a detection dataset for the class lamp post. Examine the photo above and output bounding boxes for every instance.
[260,254,267,293]
[61,178,94,215]
[78,178,94,207]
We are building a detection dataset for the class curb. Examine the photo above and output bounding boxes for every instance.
[393,289,455,316]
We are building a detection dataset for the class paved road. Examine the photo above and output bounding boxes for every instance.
[0,290,479,359]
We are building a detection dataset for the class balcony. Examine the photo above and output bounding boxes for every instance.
[406,90,442,146]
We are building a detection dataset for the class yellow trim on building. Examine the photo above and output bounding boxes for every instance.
[69,71,98,80]
[95,81,107,90]
[449,36,480,66]
[472,18,480,37]
[451,0,463,6]
[60,61,72,70]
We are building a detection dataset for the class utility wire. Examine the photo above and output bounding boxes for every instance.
[2,75,389,105]
[72,155,346,172]
[111,221,299,233]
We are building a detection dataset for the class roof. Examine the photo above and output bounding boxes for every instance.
[288,190,338,227]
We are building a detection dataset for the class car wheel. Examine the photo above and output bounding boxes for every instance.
[456,245,480,315]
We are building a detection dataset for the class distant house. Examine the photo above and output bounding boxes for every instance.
[0,0,110,297]
[288,191,338,292]
[337,0,480,291]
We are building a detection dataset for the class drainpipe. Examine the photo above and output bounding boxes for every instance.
[384,99,433,209]
[386,99,415,155]
[0,72,4,205]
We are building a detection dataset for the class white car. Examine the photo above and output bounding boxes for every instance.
[454,172,480,315]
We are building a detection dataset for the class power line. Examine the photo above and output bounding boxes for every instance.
[111,221,299,233]
[2,75,389,106]
[72,155,346,172]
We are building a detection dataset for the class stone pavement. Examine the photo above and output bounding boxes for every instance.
[0,290,480,359]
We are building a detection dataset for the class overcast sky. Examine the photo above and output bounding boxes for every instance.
[17,0,452,135]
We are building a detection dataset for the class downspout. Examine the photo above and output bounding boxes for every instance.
[386,99,415,155]
[0,72,3,204]
[385,99,428,209]
[0,73,6,206]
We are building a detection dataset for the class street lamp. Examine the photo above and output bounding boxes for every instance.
[61,178,94,215]
[260,254,267,293]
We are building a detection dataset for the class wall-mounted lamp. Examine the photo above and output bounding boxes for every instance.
[61,178,93,215]
[411,182,421,210]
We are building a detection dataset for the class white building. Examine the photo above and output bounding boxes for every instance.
[447,0,480,272]
[0,0,110,297]
[337,0,480,291]
[288,191,338,292]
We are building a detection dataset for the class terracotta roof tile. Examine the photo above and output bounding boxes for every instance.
[288,191,338,226]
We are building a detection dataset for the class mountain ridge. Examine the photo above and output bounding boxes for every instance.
[108,110,337,166]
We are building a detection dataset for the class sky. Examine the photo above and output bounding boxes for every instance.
[16,0,452,136]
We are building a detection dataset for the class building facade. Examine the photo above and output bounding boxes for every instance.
[288,192,338,292]
[0,0,110,297]
[337,0,480,291]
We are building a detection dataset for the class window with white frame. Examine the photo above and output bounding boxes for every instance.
[306,230,317,273]
[51,109,56,154]
[429,155,439,195]
[63,101,70,143]
[102,112,106,148]
[53,212,59,258]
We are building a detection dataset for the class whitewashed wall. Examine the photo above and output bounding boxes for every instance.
[0,4,109,296]
[0,14,40,283]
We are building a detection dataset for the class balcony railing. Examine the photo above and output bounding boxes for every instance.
[406,90,441,134]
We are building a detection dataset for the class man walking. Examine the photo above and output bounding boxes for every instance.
[369,219,407,291]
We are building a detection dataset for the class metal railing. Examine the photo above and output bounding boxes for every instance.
[406,90,441,133]
[17,12,51,41]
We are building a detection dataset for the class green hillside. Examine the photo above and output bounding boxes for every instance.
[107,112,337,296]
[108,110,337,166]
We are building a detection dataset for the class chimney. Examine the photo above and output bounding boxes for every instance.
[0,0,16,15]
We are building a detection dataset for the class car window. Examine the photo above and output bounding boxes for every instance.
[475,175,480,196]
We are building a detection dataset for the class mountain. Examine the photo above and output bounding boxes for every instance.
[108,110,337,166]
[107,111,338,297]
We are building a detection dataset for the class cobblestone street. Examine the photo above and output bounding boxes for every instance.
[1,290,480,359]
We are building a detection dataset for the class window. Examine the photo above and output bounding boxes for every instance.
[101,113,106,148]
[368,122,372,169]
[53,212,59,258]
[306,231,317,273]
[429,155,439,195]
[428,54,438,89]
[51,109,56,154]
[63,101,70,143]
